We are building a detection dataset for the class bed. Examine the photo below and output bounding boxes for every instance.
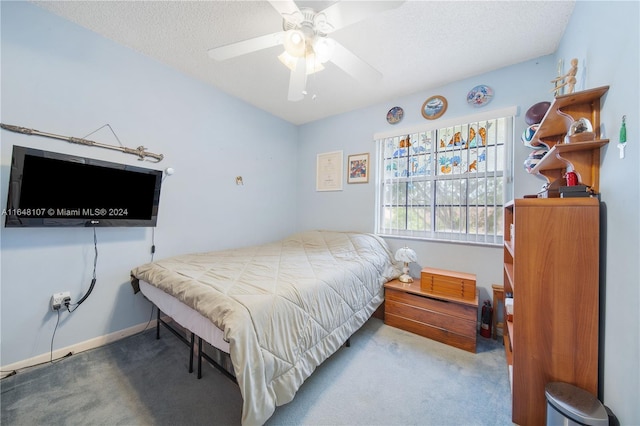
[130,230,399,425]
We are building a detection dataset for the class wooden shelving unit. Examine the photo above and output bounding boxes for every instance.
[528,85,609,192]
[503,198,600,425]
[503,200,515,389]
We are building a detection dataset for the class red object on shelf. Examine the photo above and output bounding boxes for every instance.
[566,171,578,186]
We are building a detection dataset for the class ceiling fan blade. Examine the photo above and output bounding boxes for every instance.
[318,1,404,33]
[288,58,307,102]
[208,32,284,61]
[329,40,382,84]
[268,0,303,24]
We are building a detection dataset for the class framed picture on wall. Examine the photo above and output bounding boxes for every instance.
[347,153,369,184]
[421,95,448,120]
[316,150,343,191]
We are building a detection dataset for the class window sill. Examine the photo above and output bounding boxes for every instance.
[377,233,503,248]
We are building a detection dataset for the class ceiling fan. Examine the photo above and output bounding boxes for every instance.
[207,1,403,101]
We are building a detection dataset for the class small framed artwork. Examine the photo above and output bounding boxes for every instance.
[347,153,369,184]
[422,95,448,120]
[316,150,343,191]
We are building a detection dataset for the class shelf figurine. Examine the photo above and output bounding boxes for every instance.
[551,58,578,96]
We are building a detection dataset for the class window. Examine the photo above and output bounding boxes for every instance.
[375,109,514,245]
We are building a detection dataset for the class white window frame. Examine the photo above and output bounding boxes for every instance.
[374,106,516,246]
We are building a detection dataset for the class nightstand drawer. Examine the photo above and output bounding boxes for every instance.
[386,287,477,321]
[385,313,477,352]
[421,267,476,300]
[385,298,476,338]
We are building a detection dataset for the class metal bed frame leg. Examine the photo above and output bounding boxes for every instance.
[156,306,196,374]
[196,336,237,383]
[197,337,203,379]
[156,307,161,340]
[189,333,195,374]
[152,304,237,384]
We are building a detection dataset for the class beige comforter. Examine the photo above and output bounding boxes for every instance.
[131,230,399,425]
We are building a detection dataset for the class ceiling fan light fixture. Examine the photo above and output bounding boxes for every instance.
[278,51,324,75]
[283,29,306,57]
[305,52,325,74]
[278,51,298,70]
[208,1,402,103]
[312,36,335,63]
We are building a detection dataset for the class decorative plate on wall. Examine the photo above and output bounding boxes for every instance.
[386,106,404,124]
[421,96,447,120]
[467,85,493,107]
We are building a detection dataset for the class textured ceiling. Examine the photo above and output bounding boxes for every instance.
[33,1,575,125]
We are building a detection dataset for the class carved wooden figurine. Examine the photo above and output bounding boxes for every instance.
[551,58,578,96]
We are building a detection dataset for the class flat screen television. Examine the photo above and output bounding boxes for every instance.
[4,145,162,227]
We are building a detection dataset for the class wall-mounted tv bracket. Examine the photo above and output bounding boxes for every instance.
[0,123,164,163]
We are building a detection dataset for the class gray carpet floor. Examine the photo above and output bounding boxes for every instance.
[1,318,512,425]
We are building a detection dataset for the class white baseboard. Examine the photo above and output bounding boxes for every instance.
[1,320,158,379]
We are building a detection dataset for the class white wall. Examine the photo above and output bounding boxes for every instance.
[556,1,639,423]
[0,2,298,366]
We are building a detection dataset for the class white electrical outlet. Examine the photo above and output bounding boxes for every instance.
[51,291,71,311]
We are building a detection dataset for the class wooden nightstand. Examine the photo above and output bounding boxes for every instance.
[384,278,478,353]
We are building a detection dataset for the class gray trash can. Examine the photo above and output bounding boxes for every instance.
[545,382,608,426]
